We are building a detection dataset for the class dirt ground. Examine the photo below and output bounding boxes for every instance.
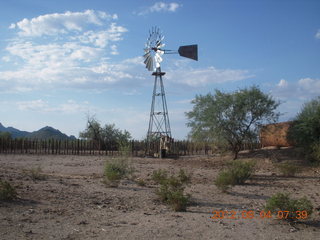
[0,148,319,240]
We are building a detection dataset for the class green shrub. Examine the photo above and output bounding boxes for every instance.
[265,193,313,220]
[227,160,256,184]
[214,170,234,192]
[103,157,132,187]
[275,162,300,177]
[167,190,191,212]
[0,180,17,201]
[154,169,191,212]
[214,160,256,192]
[152,169,168,184]
[288,97,320,163]
[310,141,320,163]
[177,169,191,185]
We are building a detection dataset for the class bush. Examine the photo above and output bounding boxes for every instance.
[154,169,191,212]
[288,97,320,163]
[227,160,256,184]
[214,160,256,192]
[310,141,320,163]
[167,190,191,212]
[214,170,234,192]
[275,162,300,177]
[265,193,313,220]
[103,157,132,187]
[29,166,47,181]
[0,180,17,201]
[152,169,168,184]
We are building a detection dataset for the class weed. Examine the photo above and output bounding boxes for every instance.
[154,169,191,212]
[177,169,191,184]
[103,157,133,187]
[275,162,300,177]
[167,190,191,212]
[227,160,256,184]
[29,166,47,181]
[0,179,17,201]
[214,160,256,192]
[265,192,313,220]
[214,170,234,192]
[151,169,168,184]
[135,178,146,186]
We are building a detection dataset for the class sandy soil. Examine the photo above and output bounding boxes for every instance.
[0,149,319,240]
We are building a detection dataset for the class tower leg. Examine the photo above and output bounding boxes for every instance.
[146,67,172,156]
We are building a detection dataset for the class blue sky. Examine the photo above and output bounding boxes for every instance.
[0,0,319,140]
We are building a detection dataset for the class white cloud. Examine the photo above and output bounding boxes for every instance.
[298,77,320,94]
[16,99,96,114]
[76,23,127,48]
[166,66,254,87]
[315,29,320,39]
[137,2,181,15]
[277,79,288,88]
[10,10,117,37]
[0,10,130,92]
[17,99,49,111]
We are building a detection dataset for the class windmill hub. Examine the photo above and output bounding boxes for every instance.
[143,27,198,157]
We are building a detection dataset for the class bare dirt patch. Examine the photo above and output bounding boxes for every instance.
[0,149,319,239]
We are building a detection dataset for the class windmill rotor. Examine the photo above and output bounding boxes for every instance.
[143,27,165,71]
[143,26,198,72]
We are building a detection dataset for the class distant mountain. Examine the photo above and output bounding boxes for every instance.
[0,123,76,140]
[28,126,76,140]
[0,123,29,138]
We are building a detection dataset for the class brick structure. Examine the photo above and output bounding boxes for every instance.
[260,121,293,147]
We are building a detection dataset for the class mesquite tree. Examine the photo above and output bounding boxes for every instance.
[186,86,280,159]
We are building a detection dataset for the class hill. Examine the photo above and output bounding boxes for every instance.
[0,123,29,138]
[0,123,76,140]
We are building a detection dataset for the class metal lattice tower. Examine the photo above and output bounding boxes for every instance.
[146,67,171,153]
[143,27,198,155]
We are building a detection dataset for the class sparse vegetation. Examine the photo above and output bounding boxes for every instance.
[214,160,256,192]
[152,169,169,184]
[29,166,47,180]
[154,169,191,211]
[214,170,234,192]
[103,157,132,187]
[275,162,300,177]
[0,179,17,201]
[265,193,313,220]
[135,178,146,186]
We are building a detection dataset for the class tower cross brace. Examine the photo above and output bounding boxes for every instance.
[146,67,171,154]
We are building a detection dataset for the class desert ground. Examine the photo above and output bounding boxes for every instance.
[0,148,319,240]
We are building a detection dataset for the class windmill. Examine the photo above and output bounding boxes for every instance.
[143,27,198,157]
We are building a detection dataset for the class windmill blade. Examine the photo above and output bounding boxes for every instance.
[178,45,198,61]
[145,55,153,71]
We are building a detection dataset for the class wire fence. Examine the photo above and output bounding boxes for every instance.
[0,138,261,157]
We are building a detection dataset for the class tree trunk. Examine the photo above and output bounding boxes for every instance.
[233,150,239,160]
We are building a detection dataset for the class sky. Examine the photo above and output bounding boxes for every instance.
[0,0,319,140]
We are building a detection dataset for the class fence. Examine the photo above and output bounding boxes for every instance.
[0,138,261,157]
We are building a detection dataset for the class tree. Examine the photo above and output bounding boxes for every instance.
[79,115,132,150]
[186,86,280,159]
[288,96,320,162]
[0,132,12,140]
